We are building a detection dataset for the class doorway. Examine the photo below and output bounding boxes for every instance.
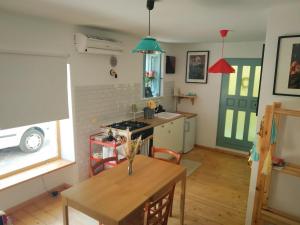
[216,58,262,152]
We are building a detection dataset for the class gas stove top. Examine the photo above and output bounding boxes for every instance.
[108,120,149,131]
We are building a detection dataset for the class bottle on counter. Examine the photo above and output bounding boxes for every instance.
[107,128,114,141]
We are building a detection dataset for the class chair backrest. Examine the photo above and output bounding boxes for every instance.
[90,156,117,176]
[144,185,175,225]
[151,147,182,164]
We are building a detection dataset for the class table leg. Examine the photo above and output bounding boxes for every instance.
[180,175,186,225]
[62,197,69,225]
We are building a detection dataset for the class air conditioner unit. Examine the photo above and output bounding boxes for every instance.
[74,33,123,55]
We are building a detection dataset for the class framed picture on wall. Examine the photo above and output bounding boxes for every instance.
[185,51,209,83]
[273,35,300,97]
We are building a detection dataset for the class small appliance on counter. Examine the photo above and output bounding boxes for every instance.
[155,104,165,113]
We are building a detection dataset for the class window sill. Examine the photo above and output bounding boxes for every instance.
[0,159,75,191]
[142,96,163,101]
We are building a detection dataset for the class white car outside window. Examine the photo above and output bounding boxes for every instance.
[0,122,53,153]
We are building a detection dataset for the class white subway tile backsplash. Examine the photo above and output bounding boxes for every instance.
[74,81,175,181]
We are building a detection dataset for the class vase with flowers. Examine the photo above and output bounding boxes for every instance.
[124,129,142,175]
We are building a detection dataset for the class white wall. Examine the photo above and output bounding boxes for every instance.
[171,42,263,149]
[0,11,175,209]
[0,11,78,210]
[246,2,300,224]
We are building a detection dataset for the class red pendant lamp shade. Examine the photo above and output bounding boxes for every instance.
[208,29,235,74]
[208,58,235,73]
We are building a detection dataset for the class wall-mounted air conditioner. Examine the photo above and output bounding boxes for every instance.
[74,33,123,55]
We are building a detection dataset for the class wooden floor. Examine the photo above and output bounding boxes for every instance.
[8,148,250,225]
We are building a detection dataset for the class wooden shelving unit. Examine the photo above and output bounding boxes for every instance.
[174,95,197,105]
[252,102,300,225]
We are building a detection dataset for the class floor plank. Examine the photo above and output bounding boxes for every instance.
[8,147,250,225]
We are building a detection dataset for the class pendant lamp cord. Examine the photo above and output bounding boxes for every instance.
[221,37,224,58]
[148,10,151,36]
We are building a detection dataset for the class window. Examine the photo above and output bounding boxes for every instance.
[0,121,61,178]
[143,54,162,98]
[0,50,74,183]
[0,52,68,130]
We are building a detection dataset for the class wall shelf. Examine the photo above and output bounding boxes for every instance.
[174,95,197,105]
[273,163,300,178]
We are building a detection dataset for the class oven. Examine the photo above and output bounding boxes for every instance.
[132,127,153,156]
[105,120,153,157]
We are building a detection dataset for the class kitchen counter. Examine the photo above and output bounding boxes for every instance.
[134,114,184,132]
[133,112,197,133]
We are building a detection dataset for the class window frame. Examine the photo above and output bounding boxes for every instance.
[0,121,62,179]
[142,53,164,100]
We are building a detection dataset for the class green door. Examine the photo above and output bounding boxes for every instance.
[216,58,262,152]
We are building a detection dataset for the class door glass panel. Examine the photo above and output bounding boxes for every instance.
[248,112,257,142]
[236,111,246,140]
[228,66,238,95]
[240,66,250,96]
[224,109,234,138]
[252,66,261,97]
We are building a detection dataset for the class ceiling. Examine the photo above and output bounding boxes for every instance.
[0,0,295,43]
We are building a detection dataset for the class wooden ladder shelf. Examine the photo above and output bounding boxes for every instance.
[252,102,300,225]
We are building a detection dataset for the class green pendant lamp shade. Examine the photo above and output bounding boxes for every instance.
[132,36,164,54]
[132,0,164,54]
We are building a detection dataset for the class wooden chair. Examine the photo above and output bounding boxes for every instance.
[89,156,117,176]
[151,147,182,165]
[151,147,182,217]
[144,185,175,225]
[123,185,175,225]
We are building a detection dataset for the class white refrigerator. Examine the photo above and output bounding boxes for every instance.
[183,116,196,153]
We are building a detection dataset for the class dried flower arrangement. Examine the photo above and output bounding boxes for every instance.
[124,129,142,175]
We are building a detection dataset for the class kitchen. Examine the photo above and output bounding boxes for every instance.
[1,1,300,225]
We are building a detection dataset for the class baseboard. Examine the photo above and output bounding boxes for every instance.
[194,144,249,159]
[5,183,71,214]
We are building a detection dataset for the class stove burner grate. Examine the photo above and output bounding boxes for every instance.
[109,120,149,131]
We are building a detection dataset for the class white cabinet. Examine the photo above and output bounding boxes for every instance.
[153,117,184,153]
[153,123,170,150]
[183,116,196,153]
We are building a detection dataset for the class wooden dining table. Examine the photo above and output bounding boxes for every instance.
[61,155,186,225]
